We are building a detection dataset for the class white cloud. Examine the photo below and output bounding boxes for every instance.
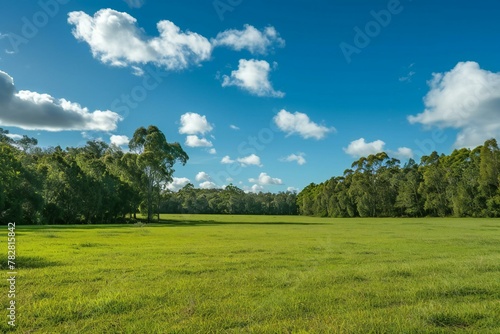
[249,172,283,185]
[237,154,262,167]
[408,61,500,148]
[221,155,235,164]
[282,153,306,165]
[123,0,145,8]
[165,177,191,192]
[287,187,300,193]
[230,124,240,130]
[0,70,121,131]
[212,25,285,54]
[195,171,211,182]
[131,66,144,77]
[393,147,414,159]
[221,154,262,167]
[110,135,129,147]
[81,131,93,140]
[6,133,23,140]
[226,177,234,182]
[199,181,218,189]
[68,9,212,71]
[246,184,264,193]
[274,109,333,140]
[179,113,214,149]
[222,59,284,97]
[399,71,415,82]
[185,135,213,147]
[179,112,213,135]
[344,138,386,157]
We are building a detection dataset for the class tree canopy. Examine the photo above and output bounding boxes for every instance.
[298,139,500,218]
[0,126,188,224]
[2,126,500,224]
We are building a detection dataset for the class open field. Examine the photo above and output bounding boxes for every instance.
[2,215,500,333]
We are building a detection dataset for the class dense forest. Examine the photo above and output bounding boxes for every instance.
[2,123,500,224]
[0,125,187,224]
[298,139,500,218]
[0,126,297,225]
[160,185,298,215]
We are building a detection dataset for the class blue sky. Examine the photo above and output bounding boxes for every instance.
[1,0,500,192]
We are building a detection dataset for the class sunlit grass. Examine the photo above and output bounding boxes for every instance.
[1,216,499,333]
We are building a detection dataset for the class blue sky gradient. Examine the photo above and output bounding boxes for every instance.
[1,0,500,192]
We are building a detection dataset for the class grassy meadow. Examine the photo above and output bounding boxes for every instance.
[1,215,500,333]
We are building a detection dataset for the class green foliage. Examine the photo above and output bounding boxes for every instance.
[4,128,500,222]
[129,125,189,223]
[0,126,189,224]
[160,184,298,215]
[298,139,500,218]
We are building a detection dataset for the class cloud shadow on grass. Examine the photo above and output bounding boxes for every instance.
[1,256,60,270]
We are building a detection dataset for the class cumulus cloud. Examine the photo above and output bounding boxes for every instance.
[237,154,262,167]
[392,147,414,159]
[123,0,145,8]
[165,177,191,192]
[185,135,213,147]
[245,184,264,193]
[274,109,333,140]
[0,70,121,131]
[344,138,414,160]
[199,181,218,189]
[230,124,240,130]
[195,171,211,182]
[110,135,129,147]
[221,155,235,164]
[221,154,262,167]
[344,138,386,157]
[212,25,285,54]
[408,61,500,148]
[249,172,283,185]
[282,153,306,165]
[287,187,299,193]
[208,148,217,155]
[68,9,212,71]
[67,10,288,76]
[222,59,284,97]
[179,112,214,148]
[179,112,213,135]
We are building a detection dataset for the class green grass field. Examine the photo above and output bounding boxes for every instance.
[2,215,500,333]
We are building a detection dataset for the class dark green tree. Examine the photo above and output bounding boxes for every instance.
[129,126,188,223]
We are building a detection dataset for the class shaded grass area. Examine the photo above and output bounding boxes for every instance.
[1,216,499,333]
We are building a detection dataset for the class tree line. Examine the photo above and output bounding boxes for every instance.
[3,123,499,223]
[0,125,188,224]
[297,139,500,218]
[0,125,297,224]
[160,184,298,215]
